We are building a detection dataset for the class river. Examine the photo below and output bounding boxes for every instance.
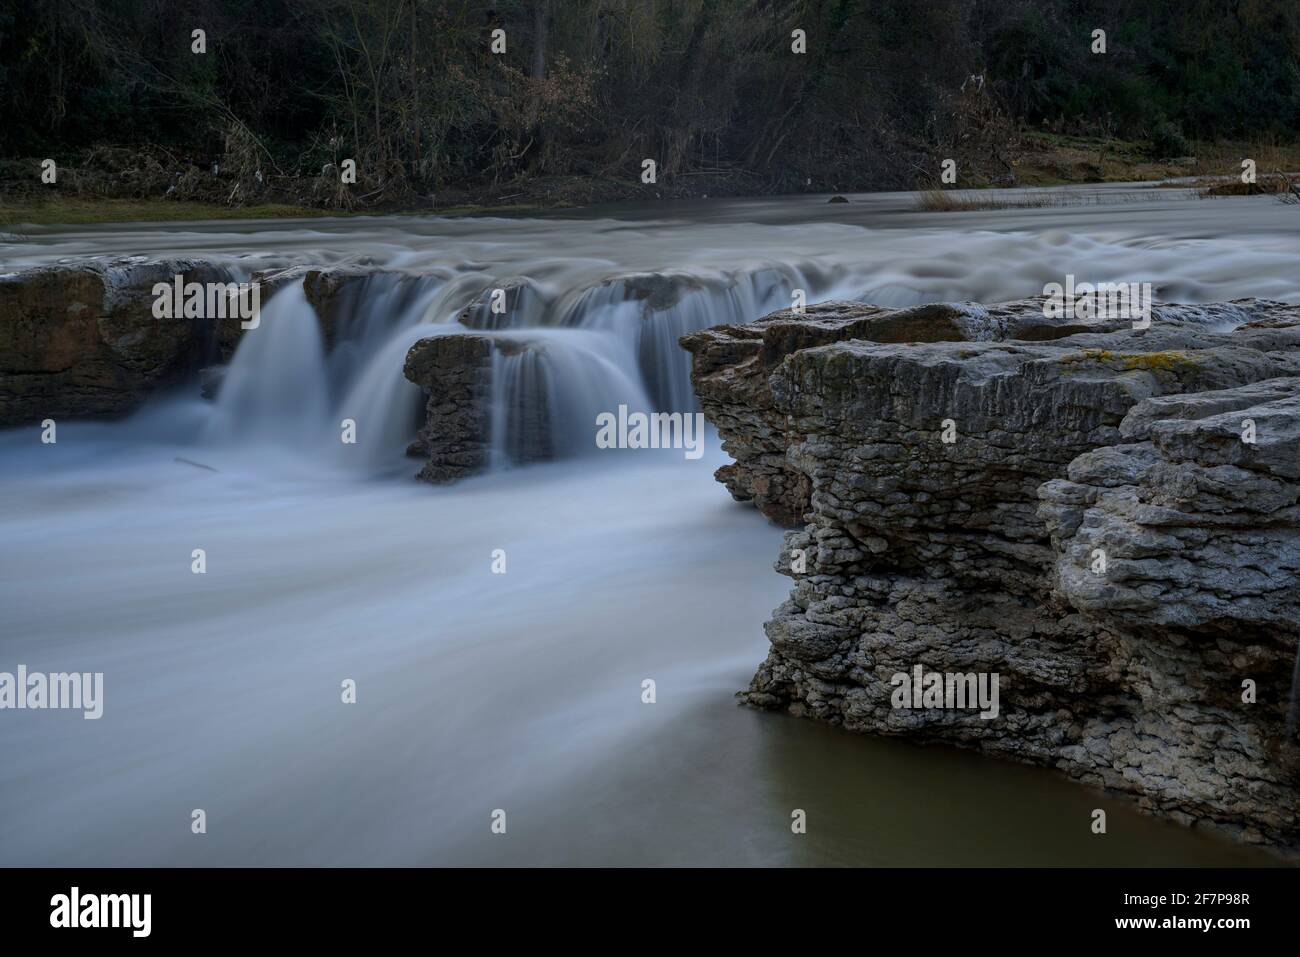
[1,183,1292,865]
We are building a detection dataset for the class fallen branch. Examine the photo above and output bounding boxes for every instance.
[174,457,220,473]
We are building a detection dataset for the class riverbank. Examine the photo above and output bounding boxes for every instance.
[5,135,1298,228]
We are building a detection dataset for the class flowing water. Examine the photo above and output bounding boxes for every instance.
[1,184,1295,865]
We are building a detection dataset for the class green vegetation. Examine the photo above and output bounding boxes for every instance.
[1121,351,1198,372]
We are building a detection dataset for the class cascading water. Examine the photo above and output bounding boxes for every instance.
[202,282,330,450]
[554,265,830,411]
[487,329,652,467]
[326,273,446,385]
[200,272,463,472]
[196,258,847,474]
[18,194,1295,483]
[333,322,444,473]
[4,190,1296,867]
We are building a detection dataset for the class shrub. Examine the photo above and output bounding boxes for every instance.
[1150,120,1191,159]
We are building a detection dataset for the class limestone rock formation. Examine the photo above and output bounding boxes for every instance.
[0,260,424,423]
[681,297,1296,526]
[0,258,237,427]
[687,296,1300,851]
[403,333,495,483]
[403,333,554,483]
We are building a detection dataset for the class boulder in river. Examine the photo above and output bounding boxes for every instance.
[403,332,557,482]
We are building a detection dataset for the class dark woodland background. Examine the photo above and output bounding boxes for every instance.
[1,0,1298,206]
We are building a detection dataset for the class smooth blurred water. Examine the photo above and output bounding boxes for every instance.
[1,185,1294,865]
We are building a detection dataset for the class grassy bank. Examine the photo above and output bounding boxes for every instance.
[0,196,329,229]
[1007,133,1300,186]
[911,134,1300,212]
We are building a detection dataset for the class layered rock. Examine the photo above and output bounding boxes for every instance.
[1042,380,1300,634]
[682,297,1299,526]
[403,333,495,483]
[403,333,556,482]
[0,260,431,424]
[1035,382,1300,844]
[690,296,1300,850]
[0,259,238,426]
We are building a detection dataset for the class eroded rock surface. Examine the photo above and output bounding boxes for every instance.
[689,297,1300,850]
[404,333,495,482]
[0,259,238,426]
[682,297,1299,526]
[0,260,433,423]
[403,333,556,482]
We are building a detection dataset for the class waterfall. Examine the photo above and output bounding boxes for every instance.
[201,274,447,470]
[202,282,330,449]
[458,277,552,330]
[556,265,819,410]
[333,324,442,473]
[195,261,843,474]
[488,329,651,466]
[326,274,441,385]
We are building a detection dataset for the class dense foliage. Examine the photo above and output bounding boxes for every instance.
[1,0,1297,194]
